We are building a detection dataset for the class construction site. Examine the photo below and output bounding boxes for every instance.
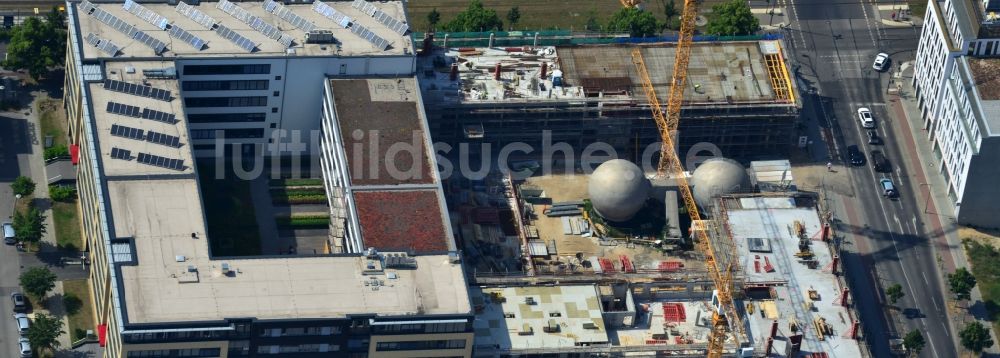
[417,39,801,160]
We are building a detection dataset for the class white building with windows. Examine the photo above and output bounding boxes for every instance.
[912,0,1000,227]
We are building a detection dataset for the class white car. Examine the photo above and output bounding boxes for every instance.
[13,313,29,336]
[858,107,876,128]
[19,337,31,358]
[873,53,889,71]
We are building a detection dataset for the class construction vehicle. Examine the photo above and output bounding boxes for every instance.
[631,0,746,356]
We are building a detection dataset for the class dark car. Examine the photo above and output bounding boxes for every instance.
[867,129,881,145]
[848,145,865,165]
[11,293,26,313]
[871,150,890,172]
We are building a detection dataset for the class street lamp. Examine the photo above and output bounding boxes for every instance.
[919,183,931,214]
[9,193,22,219]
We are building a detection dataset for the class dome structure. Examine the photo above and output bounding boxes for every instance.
[690,158,748,207]
[588,159,651,222]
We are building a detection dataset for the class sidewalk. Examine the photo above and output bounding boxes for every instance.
[889,61,1000,354]
[874,4,924,28]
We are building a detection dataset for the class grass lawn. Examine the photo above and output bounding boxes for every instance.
[197,161,262,256]
[52,201,82,251]
[62,279,95,342]
[962,229,1000,334]
[907,0,926,19]
[38,98,67,148]
[407,0,693,32]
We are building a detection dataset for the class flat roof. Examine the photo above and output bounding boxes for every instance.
[329,78,434,186]
[472,285,609,350]
[108,178,469,323]
[611,299,714,346]
[91,61,195,177]
[74,0,411,59]
[354,189,451,253]
[419,41,796,106]
[962,57,1000,136]
[724,195,862,357]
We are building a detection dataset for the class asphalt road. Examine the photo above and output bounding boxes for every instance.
[0,114,31,358]
[782,0,954,356]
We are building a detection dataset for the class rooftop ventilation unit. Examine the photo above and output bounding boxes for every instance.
[143,67,177,79]
[305,29,336,44]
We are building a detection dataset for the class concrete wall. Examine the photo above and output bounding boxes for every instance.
[956,137,1000,227]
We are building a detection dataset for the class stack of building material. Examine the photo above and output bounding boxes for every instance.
[662,303,687,323]
[658,261,684,272]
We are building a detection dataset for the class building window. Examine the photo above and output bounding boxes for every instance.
[272,91,280,97]
[182,80,269,91]
[192,144,215,150]
[339,64,347,75]
[184,96,268,108]
[269,123,277,128]
[275,75,282,80]
[126,348,221,357]
[191,129,264,139]
[183,64,270,75]
[375,339,466,352]
[271,107,278,113]
[187,113,267,123]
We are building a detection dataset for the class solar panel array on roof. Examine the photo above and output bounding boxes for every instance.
[79,0,97,14]
[110,124,145,140]
[123,0,169,30]
[351,24,389,51]
[104,79,172,101]
[174,1,217,29]
[351,0,408,35]
[146,130,182,148]
[107,102,142,117]
[312,1,351,28]
[216,24,256,52]
[110,147,132,160]
[137,152,185,171]
[141,108,177,124]
[217,0,293,47]
[263,0,316,32]
[85,2,168,54]
[167,25,206,50]
[85,33,121,57]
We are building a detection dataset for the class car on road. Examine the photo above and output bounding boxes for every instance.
[13,313,30,335]
[867,129,881,144]
[848,145,866,165]
[880,178,897,198]
[3,221,15,244]
[11,292,26,313]
[871,150,891,172]
[19,337,31,358]
[858,107,876,128]
[873,53,890,71]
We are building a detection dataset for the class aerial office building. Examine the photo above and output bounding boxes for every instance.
[912,0,1000,226]
[65,1,473,357]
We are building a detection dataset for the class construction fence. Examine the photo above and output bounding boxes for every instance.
[413,30,785,48]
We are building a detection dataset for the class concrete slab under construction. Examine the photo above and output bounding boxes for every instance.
[723,195,862,357]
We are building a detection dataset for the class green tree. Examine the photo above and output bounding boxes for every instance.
[43,144,69,160]
[11,176,36,197]
[948,267,977,301]
[606,7,661,37]
[585,13,602,31]
[959,321,995,353]
[49,185,76,202]
[19,267,57,299]
[661,0,679,29]
[441,0,503,32]
[427,8,441,31]
[705,0,759,36]
[886,283,904,305]
[903,330,925,356]
[506,7,521,30]
[27,313,64,354]
[13,205,46,245]
[2,8,66,80]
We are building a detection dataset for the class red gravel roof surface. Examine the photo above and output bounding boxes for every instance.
[353,190,450,253]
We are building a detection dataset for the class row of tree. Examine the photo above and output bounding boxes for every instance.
[424,0,759,38]
[2,7,66,80]
[887,267,995,355]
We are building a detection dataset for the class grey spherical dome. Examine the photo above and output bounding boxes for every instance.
[589,159,651,222]
[690,158,748,207]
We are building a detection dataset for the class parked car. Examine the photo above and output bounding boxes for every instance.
[13,313,30,336]
[867,129,881,144]
[880,178,897,197]
[3,222,15,244]
[871,150,891,172]
[848,145,866,165]
[19,337,31,358]
[873,53,890,71]
[11,292,26,313]
[858,107,876,128]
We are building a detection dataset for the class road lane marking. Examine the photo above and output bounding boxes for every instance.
[922,271,929,285]
[786,0,806,49]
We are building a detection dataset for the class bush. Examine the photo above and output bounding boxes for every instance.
[276,215,329,229]
[11,176,35,196]
[72,328,88,341]
[44,144,69,160]
[49,185,76,202]
[63,293,82,315]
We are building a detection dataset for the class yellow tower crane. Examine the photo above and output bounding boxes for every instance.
[630,1,745,357]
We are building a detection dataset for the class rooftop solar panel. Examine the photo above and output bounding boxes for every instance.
[217,0,293,47]
[107,102,142,118]
[137,152,185,171]
[123,0,169,30]
[110,147,132,160]
[103,79,172,101]
[167,25,206,50]
[175,1,217,29]
[216,24,256,52]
